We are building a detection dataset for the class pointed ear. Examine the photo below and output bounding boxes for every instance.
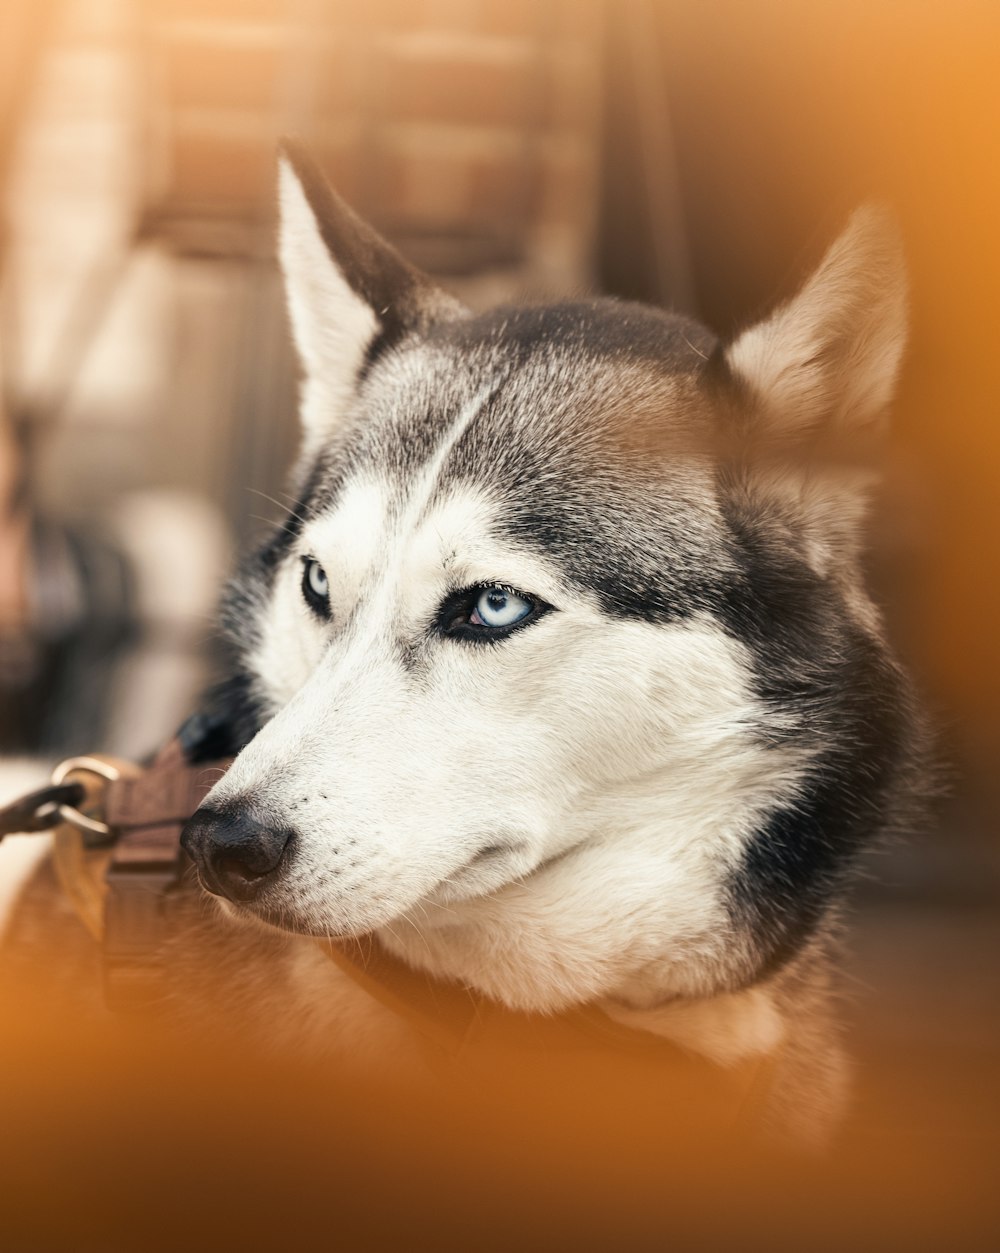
[277,141,464,446]
[723,206,908,446]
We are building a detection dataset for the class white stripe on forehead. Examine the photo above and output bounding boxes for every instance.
[395,375,502,531]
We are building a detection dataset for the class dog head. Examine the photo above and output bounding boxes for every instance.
[183,144,915,1012]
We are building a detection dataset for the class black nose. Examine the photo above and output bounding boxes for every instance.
[181,805,293,903]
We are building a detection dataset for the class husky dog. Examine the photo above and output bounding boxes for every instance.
[3,146,925,1141]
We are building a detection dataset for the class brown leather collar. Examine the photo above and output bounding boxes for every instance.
[44,739,234,1007]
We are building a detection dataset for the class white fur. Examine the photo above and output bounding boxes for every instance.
[278,158,380,455]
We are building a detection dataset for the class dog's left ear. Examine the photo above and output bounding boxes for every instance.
[278,141,464,447]
[722,206,907,446]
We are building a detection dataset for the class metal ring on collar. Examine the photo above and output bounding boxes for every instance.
[51,756,122,838]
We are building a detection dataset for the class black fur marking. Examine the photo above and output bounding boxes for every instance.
[732,632,907,979]
[501,497,728,625]
[181,674,264,762]
[716,497,914,979]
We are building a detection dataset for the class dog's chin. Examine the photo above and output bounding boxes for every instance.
[213,900,365,941]
[208,895,299,937]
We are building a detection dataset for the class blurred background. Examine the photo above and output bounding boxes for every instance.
[0,0,997,1183]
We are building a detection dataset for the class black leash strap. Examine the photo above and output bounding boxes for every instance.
[0,780,85,839]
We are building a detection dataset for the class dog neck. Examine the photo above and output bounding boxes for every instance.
[375,908,786,1067]
[376,830,792,1067]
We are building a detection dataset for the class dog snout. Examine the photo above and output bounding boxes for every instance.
[181,804,293,903]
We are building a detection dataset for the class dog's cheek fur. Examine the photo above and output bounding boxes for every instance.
[372,619,809,1013]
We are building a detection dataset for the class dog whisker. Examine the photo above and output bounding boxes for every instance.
[246,486,308,524]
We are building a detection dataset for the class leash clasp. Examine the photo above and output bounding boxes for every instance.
[49,756,122,844]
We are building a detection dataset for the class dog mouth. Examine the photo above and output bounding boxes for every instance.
[216,839,534,938]
[419,840,533,907]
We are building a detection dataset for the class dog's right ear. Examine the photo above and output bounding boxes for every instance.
[719,206,908,449]
[277,141,464,446]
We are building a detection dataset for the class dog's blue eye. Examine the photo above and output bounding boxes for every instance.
[470,587,533,628]
[437,582,549,642]
[301,557,330,617]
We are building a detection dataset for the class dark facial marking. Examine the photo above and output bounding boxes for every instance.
[717,496,920,978]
